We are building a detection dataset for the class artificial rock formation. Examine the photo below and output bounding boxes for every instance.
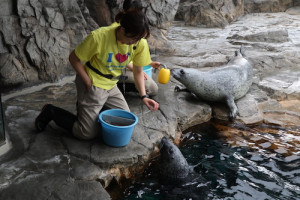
[0,0,179,91]
[175,0,299,27]
[176,0,244,27]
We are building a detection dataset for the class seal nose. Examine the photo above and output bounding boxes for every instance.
[170,69,175,76]
[159,137,167,150]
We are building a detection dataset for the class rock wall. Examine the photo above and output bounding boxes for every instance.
[0,0,97,91]
[176,0,244,27]
[176,0,299,27]
[0,0,180,92]
[244,0,296,13]
[0,0,298,92]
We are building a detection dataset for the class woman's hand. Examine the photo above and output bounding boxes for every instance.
[69,50,92,90]
[150,61,161,70]
[83,76,93,90]
[133,64,159,111]
[143,72,149,80]
[142,97,159,111]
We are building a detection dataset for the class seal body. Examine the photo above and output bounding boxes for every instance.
[171,46,253,118]
[158,137,191,184]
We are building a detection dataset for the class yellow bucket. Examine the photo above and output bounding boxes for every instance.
[157,64,170,84]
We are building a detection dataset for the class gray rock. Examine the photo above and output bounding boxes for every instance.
[145,0,180,29]
[1,4,300,200]
[0,0,180,91]
[0,71,212,198]
[85,0,114,27]
[0,0,14,17]
[70,156,104,180]
[286,6,300,15]
[228,29,290,43]
[176,0,244,28]
[258,69,300,100]
[0,0,92,90]
[0,54,27,87]
[244,0,294,13]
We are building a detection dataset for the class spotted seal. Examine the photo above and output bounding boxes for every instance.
[171,46,253,119]
[158,137,191,184]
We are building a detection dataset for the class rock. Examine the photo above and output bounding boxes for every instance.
[228,28,290,43]
[155,11,300,127]
[0,0,92,91]
[85,0,113,27]
[0,0,180,91]
[147,27,175,54]
[258,69,300,100]
[1,3,300,200]
[0,71,212,198]
[0,53,27,87]
[286,6,300,15]
[244,0,294,13]
[70,156,104,181]
[0,174,111,200]
[145,0,180,29]
[176,0,244,28]
[236,94,264,124]
[280,99,300,113]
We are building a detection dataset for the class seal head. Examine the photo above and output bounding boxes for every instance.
[159,137,190,184]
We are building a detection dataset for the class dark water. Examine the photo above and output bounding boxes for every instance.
[120,121,300,200]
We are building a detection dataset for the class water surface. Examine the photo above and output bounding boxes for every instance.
[122,121,300,200]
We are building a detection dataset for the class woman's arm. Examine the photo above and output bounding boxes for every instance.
[128,61,161,80]
[133,64,159,111]
[150,61,160,69]
[69,50,92,90]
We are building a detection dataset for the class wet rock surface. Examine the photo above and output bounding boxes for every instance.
[155,9,300,126]
[1,10,300,200]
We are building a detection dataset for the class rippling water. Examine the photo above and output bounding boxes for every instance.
[121,121,300,200]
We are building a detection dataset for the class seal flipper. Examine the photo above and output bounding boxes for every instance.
[175,85,190,93]
[225,95,238,119]
[240,45,246,57]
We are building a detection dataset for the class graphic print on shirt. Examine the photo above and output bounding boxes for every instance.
[115,53,128,63]
[106,52,130,71]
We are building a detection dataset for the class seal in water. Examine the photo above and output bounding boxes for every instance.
[171,46,253,119]
[158,137,191,184]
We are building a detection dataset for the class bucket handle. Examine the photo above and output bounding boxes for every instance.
[154,63,167,73]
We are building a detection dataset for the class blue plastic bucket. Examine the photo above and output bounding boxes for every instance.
[98,109,138,147]
[143,65,152,78]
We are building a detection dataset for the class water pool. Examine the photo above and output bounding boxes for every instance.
[118,121,300,200]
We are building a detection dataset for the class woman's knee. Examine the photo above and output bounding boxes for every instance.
[72,121,99,140]
[145,80,158,96]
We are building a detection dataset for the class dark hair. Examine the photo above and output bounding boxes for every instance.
[118,10,150,39]
[115,0,143,23]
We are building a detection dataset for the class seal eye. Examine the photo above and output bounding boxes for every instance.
[168,148,174,155]
[180,69,185,75]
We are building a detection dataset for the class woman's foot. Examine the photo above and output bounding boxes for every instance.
[35,104,53,132]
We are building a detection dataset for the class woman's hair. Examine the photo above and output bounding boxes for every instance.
[118,10,150,39]
[115,0,150,40]
[115,0,143,23]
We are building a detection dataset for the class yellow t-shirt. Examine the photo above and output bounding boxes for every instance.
[75,25,151,90]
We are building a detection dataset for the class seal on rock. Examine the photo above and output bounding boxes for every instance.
[171,46,253,119]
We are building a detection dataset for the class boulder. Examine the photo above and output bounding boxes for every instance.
[175,0,244,28]
[244,0,294,13]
